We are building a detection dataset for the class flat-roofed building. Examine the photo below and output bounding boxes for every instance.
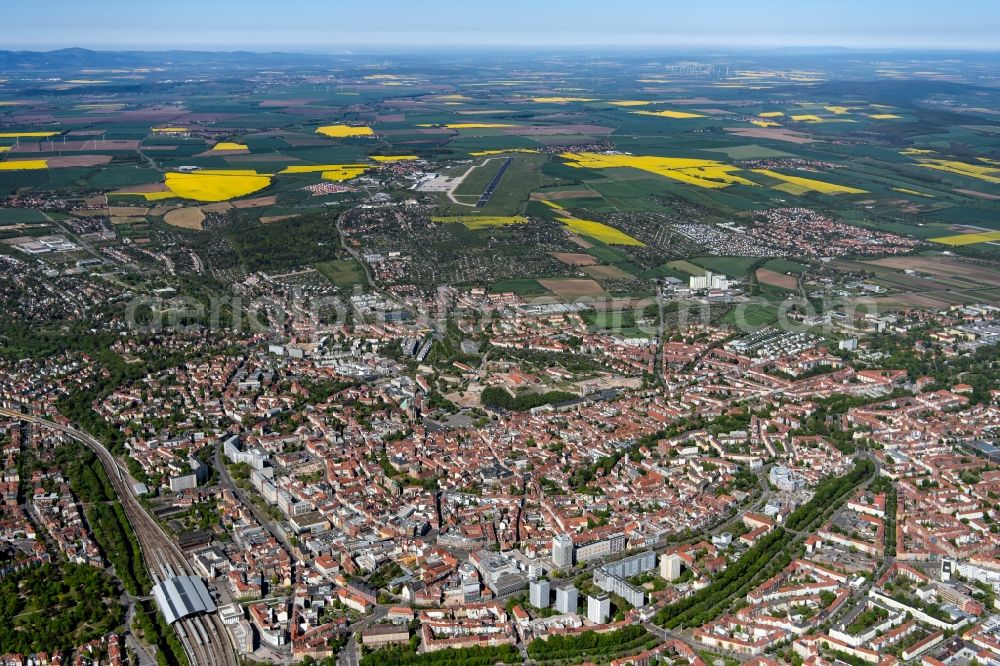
[587,594,610,625]
[555,585,578,614]
[529,578,551,609]
[552,533,574,567]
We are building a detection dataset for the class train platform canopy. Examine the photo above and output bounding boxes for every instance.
[152,575,217,624]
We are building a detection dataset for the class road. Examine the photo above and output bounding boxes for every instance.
[337,604,387,666]
[40,209,103,262]
[334,210,423,326]
[0,407,237,666]
[643,621,750,662]
[213,441,297,556]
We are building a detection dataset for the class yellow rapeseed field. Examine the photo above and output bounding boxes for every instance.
[109,191,176,202]
[315,125,375,138]
[901,148,935,155]
[281,164,362,173]
[152,127,188,134]
[790,115,824,122]
[321,169,368,182]
[212,142,249,151]
[892,188,935,198]
[917,159,1000,184]
[556,216,645,246]
[370,155,419,162]
[281,164,368,173]
[930,231,1000,246]
[140,191,176,201]
[0,160,48,170]
[0,147,9,153]
[539,199,566,210]
[560,152,756,189]
[824,106,852,115]
[751,169,868,194]
[432,216,528,230]
[0,132,59,138]
[443,123,515,129]
[164,170,272,202]
[608,100,651,106]
[758,111,784,117]
[751,120,781,128]
[633,110,705,119]
[280,164,371,181]
[869,114,902,119]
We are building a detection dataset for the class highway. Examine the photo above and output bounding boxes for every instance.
[0,407,238,666]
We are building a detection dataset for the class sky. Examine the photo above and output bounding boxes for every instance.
[5,0,1000,52]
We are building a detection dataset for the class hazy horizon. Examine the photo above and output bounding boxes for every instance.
[4,0,999,52]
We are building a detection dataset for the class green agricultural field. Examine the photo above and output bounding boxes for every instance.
[703,144,795,160]
[490,278,549,295]
[764,259,809,274]
[0,208,48,224]
[315,259,367,289]
[692,256,765,277]
[724,302,782,328]
[665,259,707,276]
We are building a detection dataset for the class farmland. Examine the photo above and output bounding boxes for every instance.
[164,170,272,202]
[2,43,1000,666]
[0,48,996,313]
[556,216,646,246]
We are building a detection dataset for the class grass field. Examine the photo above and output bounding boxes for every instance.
[0,208,48,224]
[764,259,809,274]
[490,278,548,295]
[665,260,707,276]
[691,256,763,277]
[724,302,781,328]
[315,259,367,289]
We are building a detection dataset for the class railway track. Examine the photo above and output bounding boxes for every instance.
[0,407,237,666]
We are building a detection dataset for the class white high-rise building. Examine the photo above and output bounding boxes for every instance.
[689,271,730,292]
[552,533,574,568]
[587,594,610,625]
[529,578,550,609]
[660,553,682,581]
[554,585,578,614]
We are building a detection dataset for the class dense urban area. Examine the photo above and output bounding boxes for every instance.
[0,46,999,666]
